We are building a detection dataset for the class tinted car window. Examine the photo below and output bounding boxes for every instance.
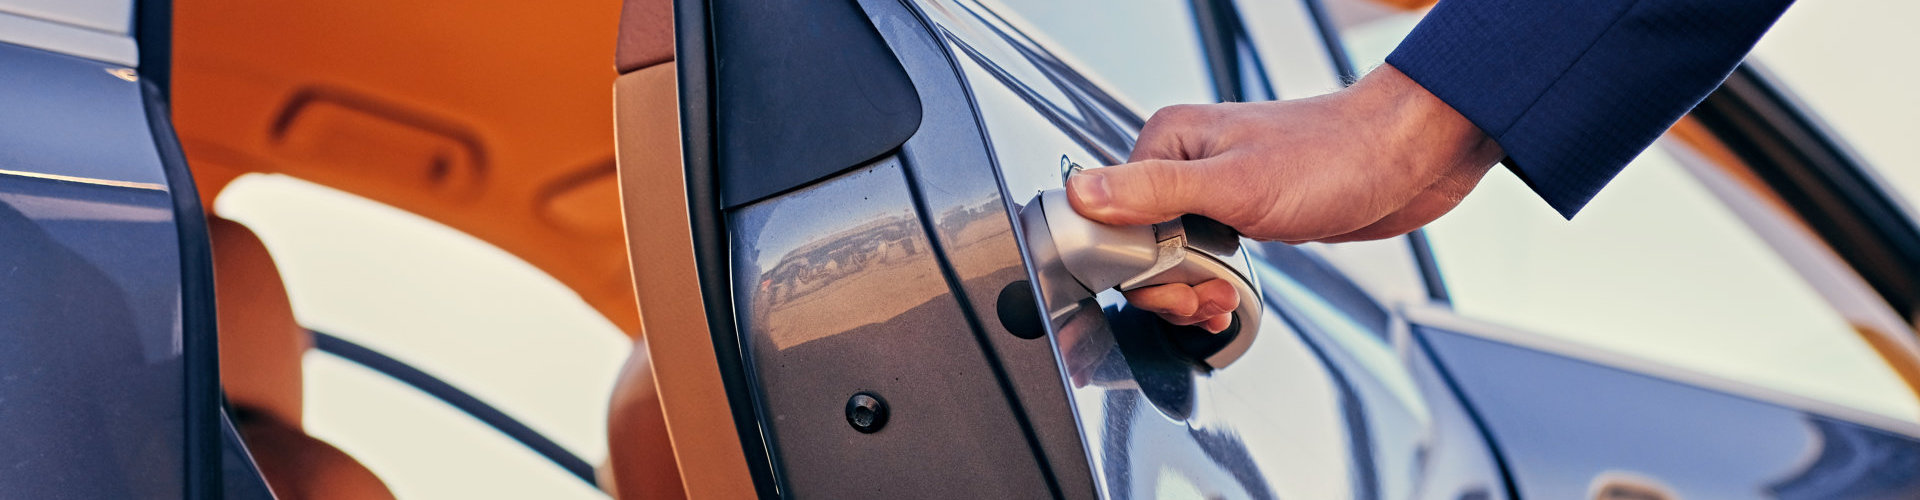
[979,0,1217,113]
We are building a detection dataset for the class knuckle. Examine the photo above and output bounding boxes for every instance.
[1148,104,1187,122]
[1150,104,1207,128]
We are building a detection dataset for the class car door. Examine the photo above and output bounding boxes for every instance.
[627,0,1503,497]
[0,0,254,496]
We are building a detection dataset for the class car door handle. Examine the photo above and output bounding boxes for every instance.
[1020,187,1262,369]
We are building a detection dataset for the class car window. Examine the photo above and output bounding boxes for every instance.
[1751,1,1920,216]
[214,174,628,491]
[977,0,1217,113]
[1423,144,1920,423]
[304,352,606,499]
[1317,0,1920,423]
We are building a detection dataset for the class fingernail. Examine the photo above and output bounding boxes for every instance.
[1205,321,1226,334]
[1068,174,1109,210]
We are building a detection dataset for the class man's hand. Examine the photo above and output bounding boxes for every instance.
[1067,64,1503,332]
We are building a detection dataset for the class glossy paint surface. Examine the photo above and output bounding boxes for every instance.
[0,42,185,497]
[729,159,1057,497]
[1422,326,1920,499]
[860,0,1099,493]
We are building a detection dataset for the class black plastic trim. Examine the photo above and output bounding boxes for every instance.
[134,0,171,95]
[142,80,221,500]
[675,0,783,495]
[133,1,205,494]
[308,331,599,487]
[709,0,923,208]
[1691,65,1920,319]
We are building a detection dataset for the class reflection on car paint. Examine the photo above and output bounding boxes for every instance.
[921,0,1141,164]
[729,159,1061,496]
[865,0,1102,492]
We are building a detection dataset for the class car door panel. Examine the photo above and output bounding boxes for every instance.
[0,40,216,497]
[864,1,1102,493]
[729,157,1061,498]
[1415,322,1920,499]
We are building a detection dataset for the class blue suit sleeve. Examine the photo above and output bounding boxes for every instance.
[1385,0,1795,218]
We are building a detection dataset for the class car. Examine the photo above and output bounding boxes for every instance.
[2,0,1918,498]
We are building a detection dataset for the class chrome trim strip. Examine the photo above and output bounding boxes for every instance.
[0,167,166,191]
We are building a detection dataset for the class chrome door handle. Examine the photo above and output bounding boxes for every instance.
[1020,188,1261,369]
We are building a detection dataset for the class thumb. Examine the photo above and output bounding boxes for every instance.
[1065,159,1212,226]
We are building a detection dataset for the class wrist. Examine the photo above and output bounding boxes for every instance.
[1351,64,1504,183]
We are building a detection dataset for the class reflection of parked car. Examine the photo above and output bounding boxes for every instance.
[758,213,923,305]
[6,0,1920,498]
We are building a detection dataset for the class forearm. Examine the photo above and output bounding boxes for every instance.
[1351,64,1505,192]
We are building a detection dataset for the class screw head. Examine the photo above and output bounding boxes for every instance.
[845,392,889,434]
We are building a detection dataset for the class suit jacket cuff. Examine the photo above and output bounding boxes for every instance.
[1384,0,1794,218]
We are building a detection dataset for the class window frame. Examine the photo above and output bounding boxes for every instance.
[1690,65,1920,322]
